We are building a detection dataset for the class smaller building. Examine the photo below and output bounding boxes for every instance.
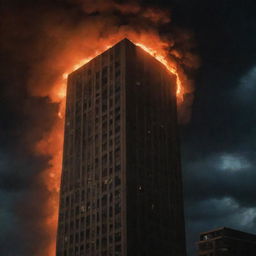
[197,227,256,256]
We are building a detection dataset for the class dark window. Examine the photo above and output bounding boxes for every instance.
[115,176,121,186]
[115,232,121,242]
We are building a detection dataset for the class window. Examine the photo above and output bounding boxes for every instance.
[115,203,121,215]
[102,195,107,206]
[109,218,113,228]
[102,168,108,177]
[102,183,107,192]
[102,225,107,235]
[66,195,70,205]
[115,85,120,93]
[102,122,107,132]
[109,99,113,108]
[115,165,121,173]
[102,143,107,151]
[81,217,85,226]
[81,190,85,201]
[115,61,120,68]
[75,232,79,243]
[115,125,120,133]
[102,114,107,122]
[102,155,107,164]
[70,221,74,230]
[115,244,121,254]
[115,106,120,114]
[115,232,121,242]
[115,136,120,145]
[109,193,113,202]
[115,176,121,186]
[75,191,80,202]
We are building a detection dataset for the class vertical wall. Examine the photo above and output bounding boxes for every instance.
[125,41,187,256]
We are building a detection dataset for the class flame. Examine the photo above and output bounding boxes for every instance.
[37,33,191,256]
[58,40,184,102]
[135,42,183,100]
[35,116,63,256]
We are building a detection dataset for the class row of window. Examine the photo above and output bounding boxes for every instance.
[63,229,122,244]
[60,182,121,210]
[60,242,122,256]
[59,210,122,235]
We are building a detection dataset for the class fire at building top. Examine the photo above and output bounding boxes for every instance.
[61,38,184,103]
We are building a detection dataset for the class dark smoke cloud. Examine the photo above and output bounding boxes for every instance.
[0,56,58,254]
[176,1,256,255]
[0,0,198,255]
[1,2,61,254]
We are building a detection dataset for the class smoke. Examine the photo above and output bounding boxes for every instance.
[0,0,198,255]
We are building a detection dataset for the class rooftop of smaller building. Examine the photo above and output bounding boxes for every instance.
[198,227,256,243]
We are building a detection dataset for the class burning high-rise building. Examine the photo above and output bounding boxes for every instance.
[56,38,186,256]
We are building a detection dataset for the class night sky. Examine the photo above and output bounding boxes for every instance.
[1,0,256,255]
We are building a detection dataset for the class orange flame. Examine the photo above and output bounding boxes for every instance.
[135,42,183,100]
[57,39,184,102]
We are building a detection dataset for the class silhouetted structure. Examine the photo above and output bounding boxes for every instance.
[56,39,186,256]
[197,227,256,256]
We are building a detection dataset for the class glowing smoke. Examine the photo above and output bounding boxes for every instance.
[0,0,199,255]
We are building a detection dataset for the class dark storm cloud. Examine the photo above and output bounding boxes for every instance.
[0,93,58,256]
[183,151,256,206]
[172,1,256,255]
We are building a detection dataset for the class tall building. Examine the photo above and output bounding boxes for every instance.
[197,227,256,256]
[56,38,186,256]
